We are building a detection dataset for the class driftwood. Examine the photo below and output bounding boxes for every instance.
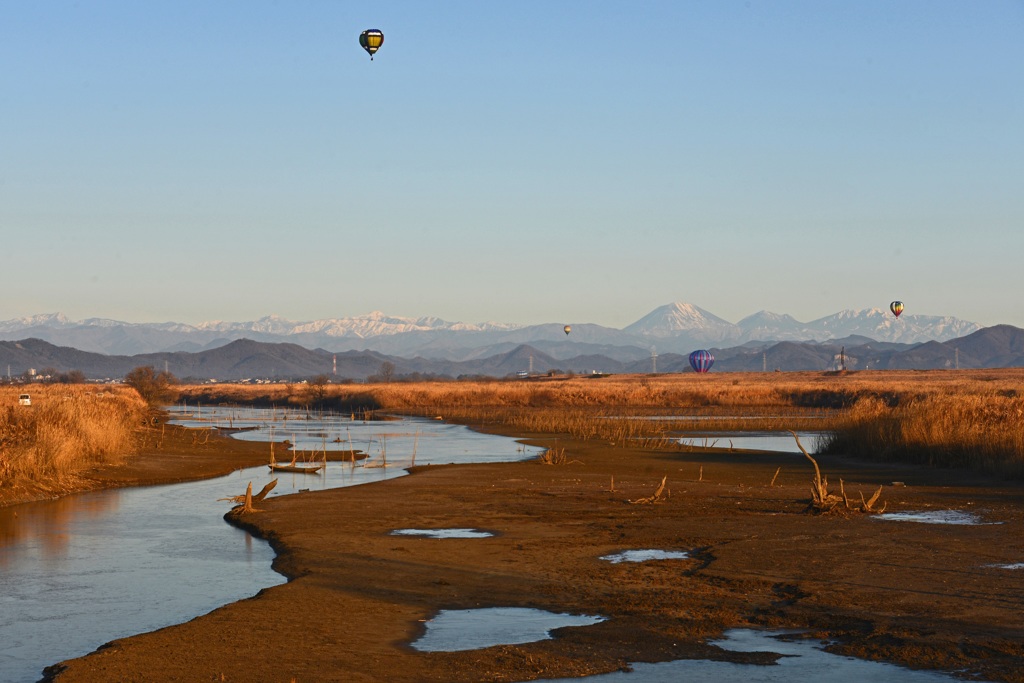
[629,476,668,504]
[790,432,884,515]
[220,479,278,513]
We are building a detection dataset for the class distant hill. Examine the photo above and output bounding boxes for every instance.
[2,324,1022,381]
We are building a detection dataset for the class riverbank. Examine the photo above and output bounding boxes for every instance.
[40,421,1024,682]
[0,423,276,508]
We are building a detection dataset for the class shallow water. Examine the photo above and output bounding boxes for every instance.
[412,607,606,652]
[675,431,823,453]
[390,528,494,539]
[600,549,690,563]
[874,510,999,526]
[0,408,539,683]
[533,629,960,682]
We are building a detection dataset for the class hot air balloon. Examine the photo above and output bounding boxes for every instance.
[563,325,571,336]
[890,301,904,318]
[359,29,384,60]
[689,350,714,373]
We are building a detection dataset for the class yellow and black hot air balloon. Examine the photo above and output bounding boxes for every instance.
[359,29,384,60]
[563,325,571,336]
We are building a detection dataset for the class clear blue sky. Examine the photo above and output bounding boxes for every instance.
[2,1,1022,328]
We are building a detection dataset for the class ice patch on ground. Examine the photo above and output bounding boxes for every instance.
[533,629,961,681]
[600,550,690,563]
[390,528,494,538]
[412,607,605,652]
[874,510,999,526]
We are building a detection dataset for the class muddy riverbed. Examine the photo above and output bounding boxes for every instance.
[27,422,1024,682]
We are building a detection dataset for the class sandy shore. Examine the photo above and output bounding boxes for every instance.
[26,423,1024,682]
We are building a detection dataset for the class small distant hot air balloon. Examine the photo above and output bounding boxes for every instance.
[563,325,571,336]
[359,29,384,60]
[890,301,904,318]
[689,350,714,373]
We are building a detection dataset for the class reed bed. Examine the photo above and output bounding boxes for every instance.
[174,369,1024,476]
[0,385,148,488]
[819,392,1024,478]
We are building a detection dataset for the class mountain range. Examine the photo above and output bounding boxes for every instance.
[2,325,1022,382]
[0,303,983,361]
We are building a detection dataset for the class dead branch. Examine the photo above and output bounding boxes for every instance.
[791,431,841,513]
[630,476,667,504]
[860,485,886,513]
[769,467,781,487]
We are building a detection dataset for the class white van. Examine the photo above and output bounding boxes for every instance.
[18,394,31,406]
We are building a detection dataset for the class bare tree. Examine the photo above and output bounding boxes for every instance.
[307,374,330,404]
[125,366,178,405]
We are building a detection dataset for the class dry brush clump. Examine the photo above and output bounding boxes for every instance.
[0,385,148,490]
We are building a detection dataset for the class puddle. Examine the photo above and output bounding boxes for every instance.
[390,528,494,539]
[412,607,605,652]
[987,563,1024,570]
[533,628,959,682]
[675,431,823,453]
[600,550,690,564]
[874,510,999,526]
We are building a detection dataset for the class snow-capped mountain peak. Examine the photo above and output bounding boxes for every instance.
[623,302,739,340]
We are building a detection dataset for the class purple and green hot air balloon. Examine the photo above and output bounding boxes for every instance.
[689,349,714,373]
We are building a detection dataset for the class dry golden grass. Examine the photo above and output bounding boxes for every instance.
[177,369,1024,477]
[0,385,148,487]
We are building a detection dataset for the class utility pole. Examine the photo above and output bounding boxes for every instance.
[762,352,766,372]
[333,354,337,375]
[955,347,959,370]
[651,348,657,374]
[529,354,533,375]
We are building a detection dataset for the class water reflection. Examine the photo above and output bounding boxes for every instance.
[0,493,122,567]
